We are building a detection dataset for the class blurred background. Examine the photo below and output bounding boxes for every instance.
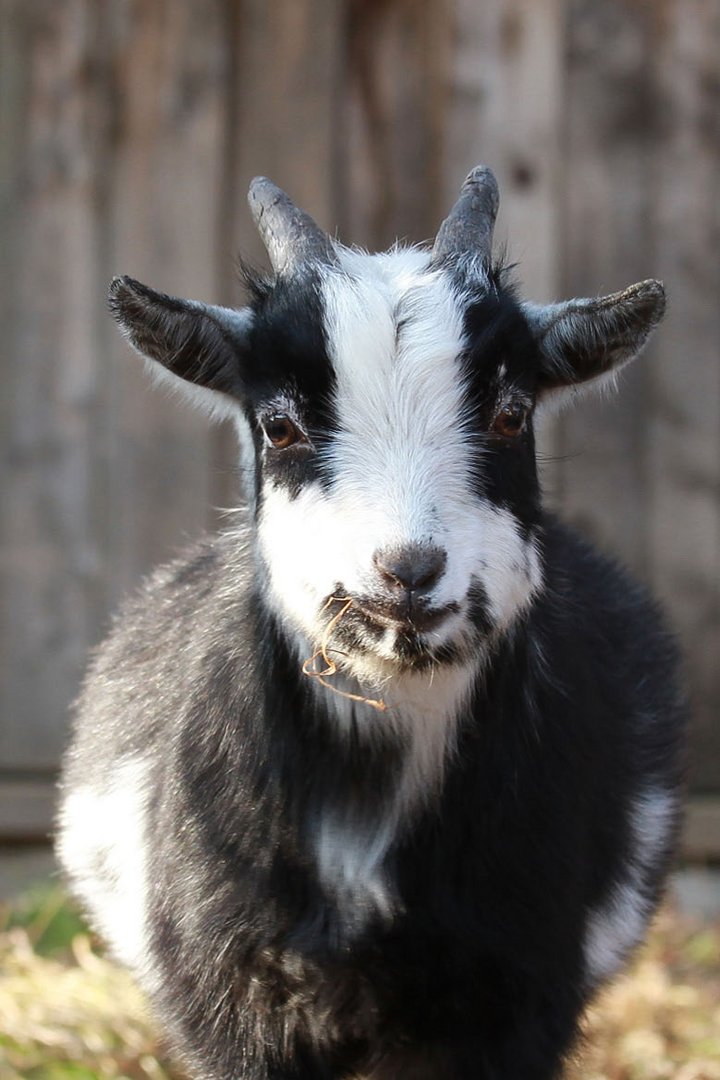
[0,0,718,1075]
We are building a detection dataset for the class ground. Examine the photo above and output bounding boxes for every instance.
[0,886,718,1080]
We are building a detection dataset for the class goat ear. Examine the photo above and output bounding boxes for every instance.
[108,276,252,418]
[524,279,665,403]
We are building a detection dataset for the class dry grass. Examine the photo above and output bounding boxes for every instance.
[0,886,173,1079]
[569,907,720,1080]
[1,886,718,1079]
[0,930,172,1080]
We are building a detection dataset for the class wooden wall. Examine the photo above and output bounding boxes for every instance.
[1,0,719,843]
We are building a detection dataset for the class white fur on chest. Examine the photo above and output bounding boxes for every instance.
[311,661,478,932]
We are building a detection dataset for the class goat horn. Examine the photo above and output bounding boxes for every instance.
[432,165,500,266]
[247,177,336,275]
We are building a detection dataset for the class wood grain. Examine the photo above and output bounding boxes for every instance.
[558,0,660,569]
[444,0,565,492]
[648,0,720,791]
[0,0,111,771]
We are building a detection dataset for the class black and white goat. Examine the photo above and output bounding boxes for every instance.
[58,167,686,1080]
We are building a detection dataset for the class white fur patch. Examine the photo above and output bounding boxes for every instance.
[57,757,153,976]
[313,660,478,926]
[584,787,677,986]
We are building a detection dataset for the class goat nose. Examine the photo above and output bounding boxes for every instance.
[373,544,447,594]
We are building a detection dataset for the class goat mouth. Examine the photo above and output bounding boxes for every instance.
[315,592,468,675]
[354,598,459,634]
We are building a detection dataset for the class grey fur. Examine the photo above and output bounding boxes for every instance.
[524,278,667,390]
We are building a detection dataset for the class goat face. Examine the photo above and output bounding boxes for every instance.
[108,169,665,687]
[249,253,545,682]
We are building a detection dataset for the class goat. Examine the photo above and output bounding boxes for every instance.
[57,167,686,1080]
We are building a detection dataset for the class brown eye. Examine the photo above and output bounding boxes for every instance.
[263,415,301,450]
[491,401,528,439]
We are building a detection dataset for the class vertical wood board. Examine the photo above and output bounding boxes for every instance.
[102,0,230,602]
[339,0,451,250]
[0,0,110,769]
[444,0,565,487]
[648,0,720,790]
[558,0,661,570]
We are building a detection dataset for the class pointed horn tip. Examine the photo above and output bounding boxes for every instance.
[462,165,500,205]
[464,164,498,187]
[247,176,284,212]
[248,175,275,196]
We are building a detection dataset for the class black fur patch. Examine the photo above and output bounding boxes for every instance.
[246,272,338,500]
[108,276,248,397]
[461,286,542,530]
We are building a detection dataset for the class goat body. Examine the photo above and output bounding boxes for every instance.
[58,169,686,1080]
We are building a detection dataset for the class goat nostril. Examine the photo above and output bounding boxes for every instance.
[373,544,447,593]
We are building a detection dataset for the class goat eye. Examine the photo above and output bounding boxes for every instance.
[263,415,301,450]
[491,401,528,439]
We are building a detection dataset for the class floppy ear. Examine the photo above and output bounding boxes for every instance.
[108,276,253,419]
[523,279,666,404]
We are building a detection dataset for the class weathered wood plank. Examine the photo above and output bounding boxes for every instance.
[446,0,565,302]
[0,0,232,771]
[339,0,451,250]
[102,0,231,600]
[445,0,565,489]
[0,1,110,770]
[1,0,719,807]
[648,0,720,791]
[557,0,661,570]
[227,0,343,262]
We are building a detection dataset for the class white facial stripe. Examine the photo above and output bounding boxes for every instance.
[322,255,471,549]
